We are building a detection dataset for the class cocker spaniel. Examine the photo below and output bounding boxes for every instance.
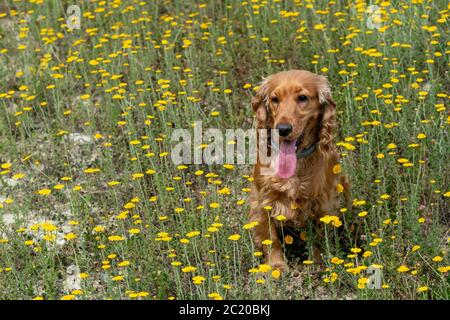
[249,70,350,272]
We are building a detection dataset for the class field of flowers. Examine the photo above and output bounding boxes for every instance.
[0,0,449,300]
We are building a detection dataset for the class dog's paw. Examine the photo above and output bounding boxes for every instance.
[265,257,288,274]
[272,261,288,274]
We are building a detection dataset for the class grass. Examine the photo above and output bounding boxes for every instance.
[0,0,449,300]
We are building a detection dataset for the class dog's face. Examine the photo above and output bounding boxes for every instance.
[252,70,336,178]
[252,70,335,146]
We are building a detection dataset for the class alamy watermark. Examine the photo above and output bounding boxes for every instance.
[170,121,279,175]
[366,5,383,30]
[366,266,383,289]
[66,5,81,30]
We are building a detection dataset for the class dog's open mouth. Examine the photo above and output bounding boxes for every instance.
[274,136,302,179]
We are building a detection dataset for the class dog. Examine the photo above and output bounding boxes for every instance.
[249,70,350,272]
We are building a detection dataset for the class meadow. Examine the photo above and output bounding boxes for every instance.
[0,0,449,300]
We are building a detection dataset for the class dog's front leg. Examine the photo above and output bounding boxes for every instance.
[250,208,286,272]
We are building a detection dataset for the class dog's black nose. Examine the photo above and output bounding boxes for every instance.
[276,123,293,137]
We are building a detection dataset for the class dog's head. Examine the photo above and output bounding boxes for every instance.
[252,70,336,178]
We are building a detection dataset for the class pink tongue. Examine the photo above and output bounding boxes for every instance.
[275,140,297,179]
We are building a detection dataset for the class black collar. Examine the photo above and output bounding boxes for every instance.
[296,141,318,158]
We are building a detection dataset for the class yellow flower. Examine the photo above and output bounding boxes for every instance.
[432,256,443,262]
[181,266,197,273]
[108,235,125,241]
[350,247,362,253]
[417,286,428,292]
[332,218,342,227]
[42,223,57,232]
[138,292,149,297]
[284,235,293,245]
[118,261,130,267]
[320,215,342,227]
[1,163,12,169]
[132,173,144,179]
[243,221,259,229]
[192,276,206,284]
[275,215,286,221]
[93,225,105,233]
[336,142,356,151]
[262,239,272,245]
[271,270,281,279]
[320,216,332,224]
[209,202,220,209]
[194,170,204,176]
[112,275,124,281]
[314,24,326,30]
[357,277,369,289]
[208,292,223,300]
[186,231,200,238]
[417,133,426,139]
[387,143,397,149]
[108,181,120,186]
[36,189,51,196]
[228,234,241,241]
[258,264,272,273]
[84,168,100,174]
[124,202,135,209]
[358,211,368,217]
[64,233,77,240]
[331,257,344,265]
[60,295,75,300]
[437,266,449,273]
[332,164,341,174]
[397,265,409,273]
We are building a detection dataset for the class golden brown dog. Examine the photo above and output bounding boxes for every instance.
[249,70,349,272]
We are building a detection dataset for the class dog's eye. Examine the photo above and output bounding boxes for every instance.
[297,95,308,102]
[271,96,279,104]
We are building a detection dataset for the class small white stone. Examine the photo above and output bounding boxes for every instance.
[68,133,93,145]
[2,213,15,225]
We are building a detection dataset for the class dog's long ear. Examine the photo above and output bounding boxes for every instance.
[317,76,336,156]
[252,76,271,128]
